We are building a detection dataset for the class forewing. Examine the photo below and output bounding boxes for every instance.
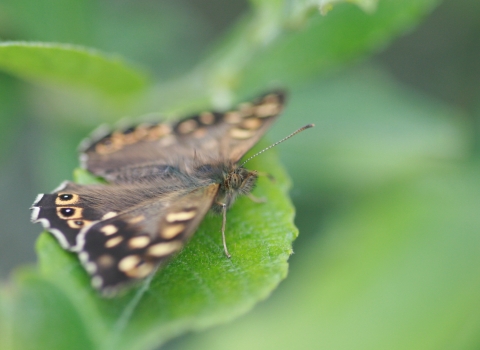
[76,183,219,293]
[80,91,286,182]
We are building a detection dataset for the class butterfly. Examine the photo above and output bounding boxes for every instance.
[30,91,312,295]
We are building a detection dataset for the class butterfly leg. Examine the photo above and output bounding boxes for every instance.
[220,203,231,258]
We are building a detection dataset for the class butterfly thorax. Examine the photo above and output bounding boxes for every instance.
[193,161,257,212]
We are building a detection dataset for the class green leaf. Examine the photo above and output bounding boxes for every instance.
[3,270,95,350]
[147,0,440,111]
[238,0,440,92]
[269,65,469,194]
[1,0,96,44]
[315,0,378,15]
[0,74,26,162]
[0,42,148,98]
[4,146,296,350]
[169,164,480,350]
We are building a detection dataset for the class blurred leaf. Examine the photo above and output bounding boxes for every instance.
[148,0,440,111]
[316,0,378,15]
[268,66,469,194]
[169,164,480,350]
[1,0,95,44]
[4,148,297,350]
[238,0,440,92]
[0,42,148,98]
[95,1,215,80]
[0,74,26,162]
[29,120,92,191]
[3,270,94,350]
[73,168,107,186]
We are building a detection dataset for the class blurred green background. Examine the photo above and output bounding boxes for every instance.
[1,0,480,349]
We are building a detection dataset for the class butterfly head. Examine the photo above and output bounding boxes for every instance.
[221,164,258,209]
[196,162,257,211]
[225,166,257,194]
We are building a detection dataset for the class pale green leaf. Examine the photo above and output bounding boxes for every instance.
[0,42,148,98]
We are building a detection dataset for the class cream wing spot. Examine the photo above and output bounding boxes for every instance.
[124,262,155,279]
[101,225,118,236]
[263,93,280,104]
[102,211,118,220]
[105,236,123,248]
[229,128,255,139]
[97,254,115,268]
[239,102,254,117]
[133,124,149,140]
[178,119,198,134]
[166,210,196,223]
[147,241,183,257]
[255,103,280,118]
[128,215,145,224]
[128,236,150,249]
[199,112,215,125]
[192,127,207,138]
[118,255,141,272]
[95,137,123,154]
[224,111,242,124]
[146,124,172,140]
[161,224,185,239]
[158,134,176,147]
[240,117,262,130]
[120,128,140,144]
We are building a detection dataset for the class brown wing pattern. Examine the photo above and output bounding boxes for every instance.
[80,91,286,182]
[76,183,219,292]
[30,178,200,250]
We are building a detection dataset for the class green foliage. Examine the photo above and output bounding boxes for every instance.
[0,42,147,98]
[3,0,478,349]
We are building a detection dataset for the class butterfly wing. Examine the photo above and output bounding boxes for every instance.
[31,181,122,250]
[76,183,219,293]
[30,173,199,250]
[80,91,286,182]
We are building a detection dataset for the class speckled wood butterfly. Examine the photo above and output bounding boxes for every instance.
[30,91,313,295]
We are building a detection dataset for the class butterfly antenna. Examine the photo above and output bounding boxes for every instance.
[240,124,315,167]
